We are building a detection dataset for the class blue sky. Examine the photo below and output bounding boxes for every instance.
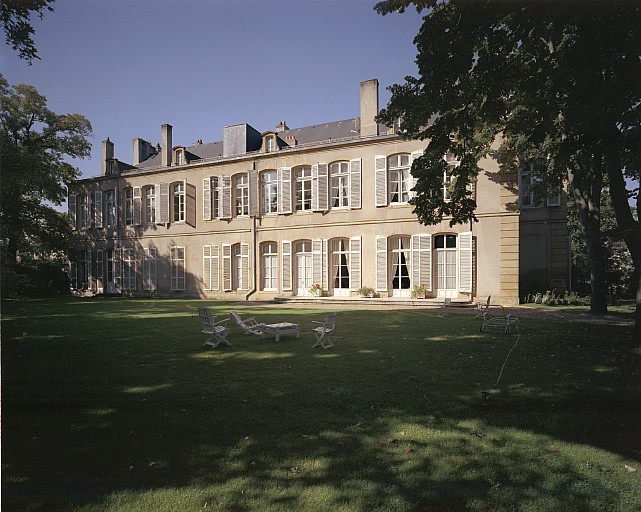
[1,0,424,180]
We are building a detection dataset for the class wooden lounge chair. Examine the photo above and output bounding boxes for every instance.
[230,310,265,335]
[436,298,451,317]
[474,296,491,319]
[198,307,231,348]
[312,313,336,349]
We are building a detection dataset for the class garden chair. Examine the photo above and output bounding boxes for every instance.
[436,298,451,317]
[230,310,265,335]
[312,313,336,349]
[480,311,519,334]
[473,295,491,319]
[198,307,231,348]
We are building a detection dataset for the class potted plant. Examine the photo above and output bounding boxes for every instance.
[358,286,376,298]
[309,284,324,297]
[411,284,429,299]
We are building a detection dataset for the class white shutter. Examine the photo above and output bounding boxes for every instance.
[203,245,212,290]
[203,178,211,221]
[94,191,103,228]
[411,234,432,292]
[375,155,387,206]
[317,162,328,211]
[312,239,323,287]
[69,194,77,230]
[88,250,93,289]
[410,150,424,200]
[459,231,473,293]
[350,159,361,209]
[222,244,232,291]
[133,186,142,225]
[241,242,250,290]
[156,183,170,223]
[211,244,219,291]
[281,240,292,291]
[221,175,232,219]
[350,236,361,291]
[248,170,260,217]
[277,167,292,214]
[376,236,388,291]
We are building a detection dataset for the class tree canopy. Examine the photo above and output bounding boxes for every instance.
[1,0,54,64]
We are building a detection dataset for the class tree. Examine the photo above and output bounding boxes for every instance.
[375,0,641,345]
[1,0,54,64]
[0,74,92,294]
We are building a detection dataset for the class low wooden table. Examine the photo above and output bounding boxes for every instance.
[262,322,300,341]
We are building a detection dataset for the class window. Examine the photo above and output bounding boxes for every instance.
[80,249,90,287]
[519,165,560,207]
[106,249,114,285]
[122,248,136,290]
[434,234,457,295]
[443,154,459,201]
[261,242,278,291]
[124,188,133,225]
[211,177,219,218]
[176,150,184,165]
[331,238,350,295]
[173,182,185,222]
[261,171,278,214]
[294,166,312,211]
[388,154,411,204]
[330,161,349,208]
[105,190,116,227]
[265,136,274,152]
[143,248,157,290]
[144,186,155,224]
[78,194,89,229]
[107,161,115,175]
[171,246,185,290]
[235,173,249,216]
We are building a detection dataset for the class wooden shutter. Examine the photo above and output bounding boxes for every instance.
[211,244,219,291]
[69,194,77,230]
[410,150,424,200]
[248,170,260,217]
[203,178,211,220]
[376,236,387,292]
[411,234,432,292]
[312,239,323,287]
[94,191,103,228]
[277,167,292,214]
[220,175,232,219]
[203,245,212,291]
[87,250,93,288]
[241,243,250,290]
[222,244,232,291]
[350,236,361,291]
[459,231,473,293]
[375,155,387,206]
[144,247,156,291]
[281,240,292,291]
[95,250,104,293]
[114,248,122,290]
[322,239,329,290]
[317,162,328,211]
[156,183,170,223]
[70,261,77,289]
[186,182,197,226]
[350,159,361,209]
[133,186,142,225]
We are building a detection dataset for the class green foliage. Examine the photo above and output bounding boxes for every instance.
[521,289,591,307]
[2,298,640,511]
[358,285,376,297]
[0,0,54,64]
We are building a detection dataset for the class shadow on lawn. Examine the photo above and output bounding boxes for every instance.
[2,298,640,510]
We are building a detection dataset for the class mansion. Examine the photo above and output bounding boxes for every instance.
[68,79,568,304]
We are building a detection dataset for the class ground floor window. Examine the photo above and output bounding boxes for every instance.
[295,240,312,295]
[261,242,278,291]
[435,234,457,297]
[390,235,411,296]
[171,246,185,290]
[143,248,157,291]
[331,238,350,296]
[122,248,136,290]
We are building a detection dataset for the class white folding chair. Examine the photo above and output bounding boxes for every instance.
[436,298,451,317]
[474,296,491,319]
[312,313,336,349]
[230,310,265,335]
[198,307,231,348]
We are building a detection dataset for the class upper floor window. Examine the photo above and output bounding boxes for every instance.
[235,173,249,216]
[266,136,274,152]
[443,154,459,201]
[124,188,134,225]
[144,186,155,224]
[294,165,312,212]
[330,161,349,209]
[173,182,185,222]
[261,170,278,214]
[388,154,411,204]
[176,150,184,165]
[78,194,89,229]
[105,190,116,226]
[211,176,219,219]
[106,161,115,175]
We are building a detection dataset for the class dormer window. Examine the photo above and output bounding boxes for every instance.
[266,136,274,152]
[106,161,115,175]
[262,132,277,153]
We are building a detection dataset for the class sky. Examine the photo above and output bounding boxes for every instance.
[1,0,424,180]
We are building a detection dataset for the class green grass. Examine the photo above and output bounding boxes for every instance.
[2,297,640,511]
[520,302,636,318]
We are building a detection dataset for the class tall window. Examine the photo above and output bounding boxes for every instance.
[106,249,114,286]
[388,154,410,204]
[80,249,90,287]
[261,171,278,214]
[235,173,249,216]
[211,176,219,219]
[330,161,349,208]
[173,182,185,222]
[390,236,411,295]
[143,247,157,290]
[435,234,457,294]
[176,150,184,165]
[331,238,350,295]
[144,186,155,224]
[124,188,134,225]
[171,246,185,291]
[519,167,538,207]
[78,194,89,228]
[105,190,116,227]
[122,248,136,290]
[261,242,278,291]
[294,166,312,211]
[265,136,274,152]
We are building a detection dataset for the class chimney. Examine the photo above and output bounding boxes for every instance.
[161,124,172,167]
[285,135,297,147]
[276,121,288,132]
[133,138,155,165]
[360,79,379,137]
[101,137,114,176]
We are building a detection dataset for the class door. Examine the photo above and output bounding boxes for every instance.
[295,240,312,295]
[435,234,457,298]
[331,238,350,296]
[390,235,411,297]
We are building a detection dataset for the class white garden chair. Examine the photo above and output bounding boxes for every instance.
[480,311,519,334]
[230,310,265,335]
[198,307,231,348]
[474,296,491,319]
[436,298,451,317]
[312,313,336,349]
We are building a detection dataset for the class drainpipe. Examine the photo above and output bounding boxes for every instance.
[245,215,257,300]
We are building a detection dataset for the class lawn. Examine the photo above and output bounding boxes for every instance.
[2,297,640,511]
